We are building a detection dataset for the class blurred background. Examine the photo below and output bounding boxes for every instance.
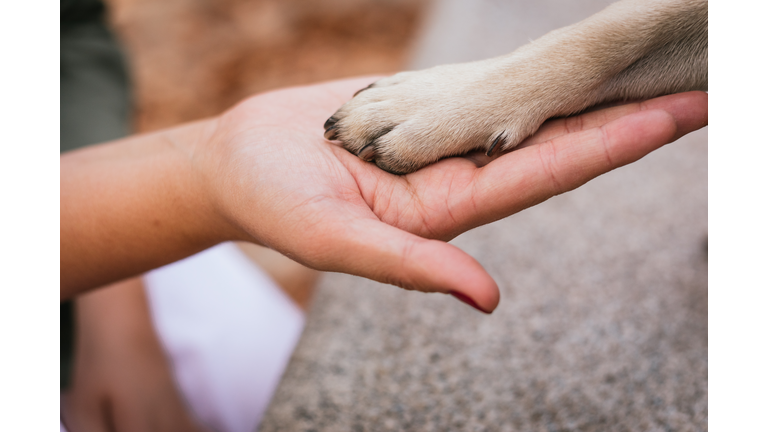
[96,1,707,430]
[105,0,429,132]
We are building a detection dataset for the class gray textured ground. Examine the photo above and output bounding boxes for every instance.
[260,1,707,430]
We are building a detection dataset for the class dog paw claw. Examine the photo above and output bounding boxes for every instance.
[323,116,338,131]
[323,125,339,140]
[357,143,376,161]
[486,133,505,157]
[353,83,375,97]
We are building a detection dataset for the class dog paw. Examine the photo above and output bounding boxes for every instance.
[324,61,550,174]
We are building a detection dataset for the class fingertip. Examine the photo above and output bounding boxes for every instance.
[450,291,487,313]
[450,287,500,314]
[329,219,501,312]
[605,108,678,162]
[412,240,500,312]
[376,235,501,312]
[645,108,678,139]
[641,91,708,140]
[476,281,501,313]
[669,91,709,139]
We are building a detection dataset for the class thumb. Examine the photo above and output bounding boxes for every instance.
[317,217,500,313]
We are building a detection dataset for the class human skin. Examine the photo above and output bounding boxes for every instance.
[61,278,208,432]
[60,76,708,312]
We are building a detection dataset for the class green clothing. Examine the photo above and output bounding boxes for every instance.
[61,0,132,152]
[60,0,133,389]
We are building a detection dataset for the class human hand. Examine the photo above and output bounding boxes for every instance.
[183,77,707,313]
[61,278,207,432]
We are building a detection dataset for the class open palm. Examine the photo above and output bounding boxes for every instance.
[197,77,707,312]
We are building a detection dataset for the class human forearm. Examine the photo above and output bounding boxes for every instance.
[60,118,244,300]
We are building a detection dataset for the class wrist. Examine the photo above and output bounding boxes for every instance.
[61,117,249,298]
[162,117,251,245]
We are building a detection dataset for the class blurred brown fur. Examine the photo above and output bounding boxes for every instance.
[105,0,428,132]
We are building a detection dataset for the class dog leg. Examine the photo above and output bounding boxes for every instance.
[326,0,707,174]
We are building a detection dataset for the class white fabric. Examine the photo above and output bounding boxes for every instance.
[142,243,306,432]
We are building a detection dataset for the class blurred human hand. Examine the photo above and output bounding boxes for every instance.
[183,77,707,313]
[61,278,208,432]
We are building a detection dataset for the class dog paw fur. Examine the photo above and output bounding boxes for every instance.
[324,60,551,174]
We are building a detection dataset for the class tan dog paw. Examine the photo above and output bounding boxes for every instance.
[324,61,546,174]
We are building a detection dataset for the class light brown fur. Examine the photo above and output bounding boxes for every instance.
[325,0,707,174]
